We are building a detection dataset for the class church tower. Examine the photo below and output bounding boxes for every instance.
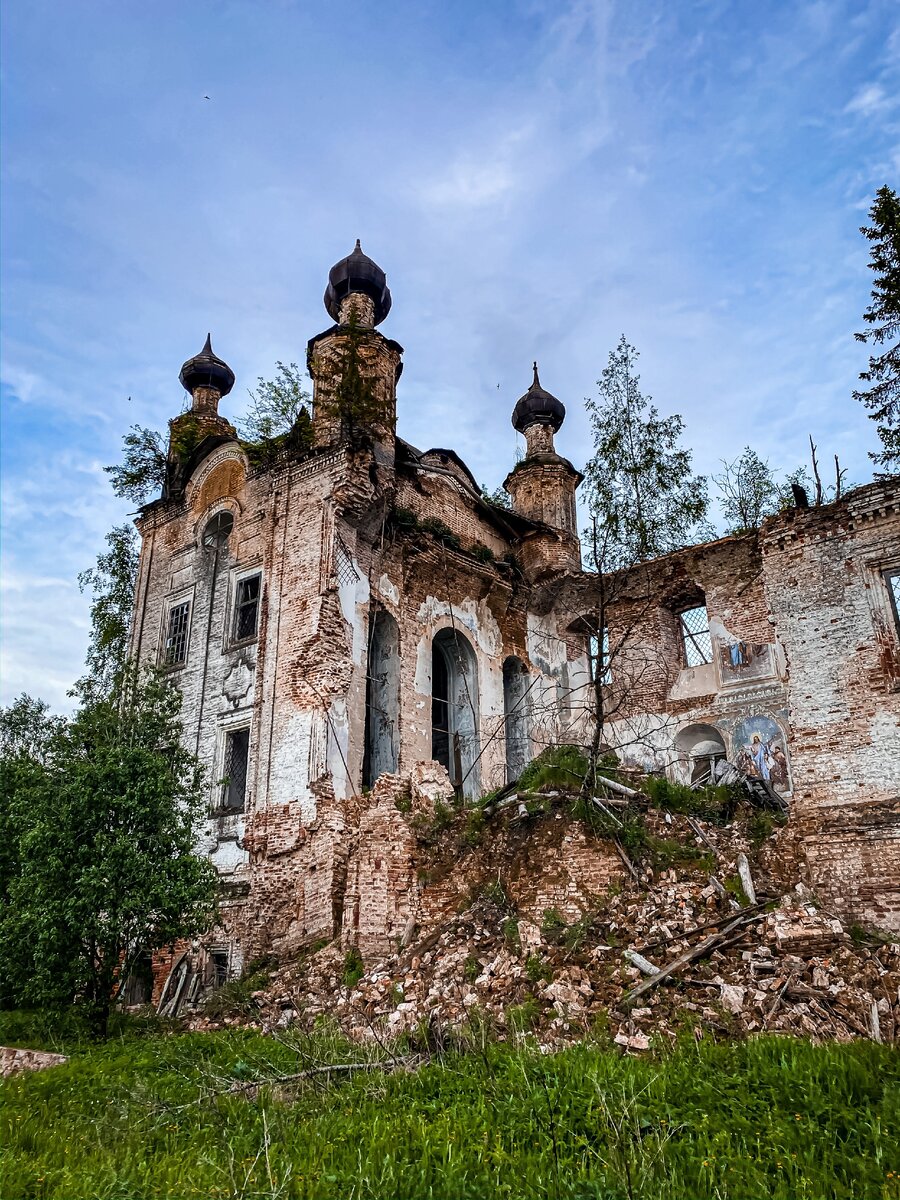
[307,241,403,466]
[504,364,582,575]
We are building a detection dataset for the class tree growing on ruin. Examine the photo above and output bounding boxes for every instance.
[0,669,218,1036]
[854,184,900,470]
[238,360,311,442]
[556,338,711,787]
[713,447,780,533]
[583,336,709,569]
[105,424,168,505]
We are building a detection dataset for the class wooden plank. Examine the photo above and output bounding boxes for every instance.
[623,911,755,1005]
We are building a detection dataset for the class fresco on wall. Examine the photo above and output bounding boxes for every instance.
[733,715,791,794]
[719,640,776,686]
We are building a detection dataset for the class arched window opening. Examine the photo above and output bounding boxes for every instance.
[203,510,234,549]
[363,610,400,788]
[431,628,480,799]
[503,657,531,783]
[675,723,727,785]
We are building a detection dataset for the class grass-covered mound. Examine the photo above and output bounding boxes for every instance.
[1,1017,897,1199]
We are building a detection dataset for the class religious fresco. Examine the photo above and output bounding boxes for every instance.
[718,640,776,686]
[732,714,791,795]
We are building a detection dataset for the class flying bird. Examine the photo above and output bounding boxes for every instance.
[204,95,210,100]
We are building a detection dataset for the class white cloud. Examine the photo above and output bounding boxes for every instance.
[844,81,895,116]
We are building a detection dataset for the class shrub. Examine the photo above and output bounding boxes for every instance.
[342,947,365,990]
[203,971,269,1020]
[464,956,481,983]
[525,955,552,984]
[506,996,540,1032]
[517,745,589,794]
[541,908,567,944]
[502,918,521,951]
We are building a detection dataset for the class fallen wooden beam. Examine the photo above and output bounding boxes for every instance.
[624,949,659,977]
[623,911,756,1005]
[737,853,757,905]
[595,774,641,799]
[613,838,641,883]
[590,796,623,827]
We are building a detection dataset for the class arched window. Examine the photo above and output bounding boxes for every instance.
[432,627,480,799]
[363,610,400,787]
[675,723,727,785]
[203,510,234,549]
[502,656,531,783]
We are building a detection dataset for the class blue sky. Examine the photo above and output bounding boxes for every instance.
[2,0,898,709]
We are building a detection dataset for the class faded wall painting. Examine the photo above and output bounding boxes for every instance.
[718,640,776,686]
[732,715,791,795]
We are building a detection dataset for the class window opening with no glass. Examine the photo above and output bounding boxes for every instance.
[234,574,261,640]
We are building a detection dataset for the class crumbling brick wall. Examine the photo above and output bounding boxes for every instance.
[761,481,900,928]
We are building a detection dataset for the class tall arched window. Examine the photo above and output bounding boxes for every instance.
[432,628,480,799]
[363,609,400,787]
[502,656,531,783]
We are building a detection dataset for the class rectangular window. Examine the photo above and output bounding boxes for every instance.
[886,570,900,637]
[589,628,612,685]
[165,601,190,665]
[679,605,713,667]
[234,573,261,641]
[221,727,250,812]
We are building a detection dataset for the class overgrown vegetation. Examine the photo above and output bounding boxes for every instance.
[0,670,219,1037]
[1,1024,896,1200]
[203,969,271,1021]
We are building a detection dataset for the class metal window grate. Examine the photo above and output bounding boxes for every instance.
[222,728,250,812]
[234,574,261,640]
[335,534,360,587]
[680,605,713,667]
[165,601,190,664]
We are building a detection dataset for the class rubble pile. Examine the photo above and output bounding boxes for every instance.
[195,803,900,1050]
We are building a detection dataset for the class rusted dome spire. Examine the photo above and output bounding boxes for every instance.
[179,334,235,397]
[511,361,566,433]
[324,240,392,325]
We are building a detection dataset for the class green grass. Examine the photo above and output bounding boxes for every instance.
[1,1016,897,1199]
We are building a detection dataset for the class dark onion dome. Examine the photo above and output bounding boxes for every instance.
[324,239,392,325]
[511,362,565,433]
[179,334,235,397]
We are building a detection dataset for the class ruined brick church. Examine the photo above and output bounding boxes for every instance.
[131,243,900,994]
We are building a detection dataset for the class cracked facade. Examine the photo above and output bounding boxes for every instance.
[132,244,900,992]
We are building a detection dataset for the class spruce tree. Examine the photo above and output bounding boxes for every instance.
[583,336,709,568]
[854,185,900,470]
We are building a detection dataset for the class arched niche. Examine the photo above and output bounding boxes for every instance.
[432,627,480,800]
[363,609,400,788]
[503,656,531,783]
[675,722,727,785]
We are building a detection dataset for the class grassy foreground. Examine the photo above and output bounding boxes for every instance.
[1,1016,898,1200]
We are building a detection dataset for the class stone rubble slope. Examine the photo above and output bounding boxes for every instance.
[196,802,900,1051]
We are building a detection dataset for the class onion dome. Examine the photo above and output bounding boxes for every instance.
[324,239,392,325]
[179,334,235,397]
[511,363,565,433]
